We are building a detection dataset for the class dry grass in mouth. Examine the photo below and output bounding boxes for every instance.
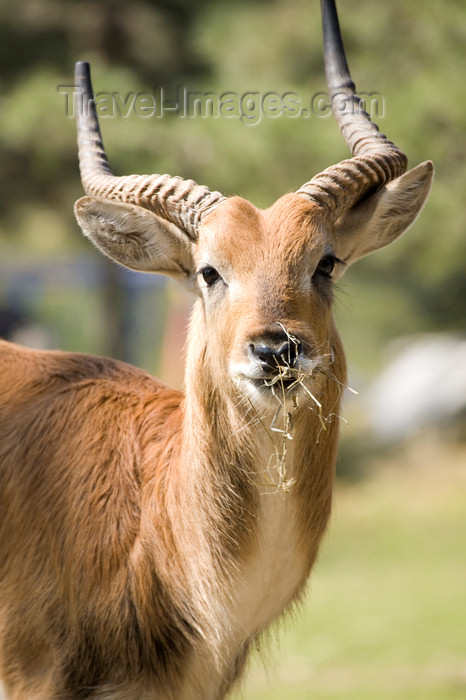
[261,364,323,494]
[243,323,357,494]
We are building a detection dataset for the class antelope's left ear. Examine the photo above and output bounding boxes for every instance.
[333,160,434,266]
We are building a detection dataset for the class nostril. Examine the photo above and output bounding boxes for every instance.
[250,343,275,367]
[276,340,302,367]
[249,339,302,371]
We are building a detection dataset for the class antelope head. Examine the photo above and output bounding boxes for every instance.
[74,0,433,414]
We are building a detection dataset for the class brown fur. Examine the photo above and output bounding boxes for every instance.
[0,168,432,697]
[0,195,348,699]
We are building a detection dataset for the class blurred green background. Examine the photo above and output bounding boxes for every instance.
[0,0,464,698]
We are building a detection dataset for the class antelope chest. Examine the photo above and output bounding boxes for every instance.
[231,441,308,639]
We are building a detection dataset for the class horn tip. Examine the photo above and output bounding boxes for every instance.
[75,61,91,86]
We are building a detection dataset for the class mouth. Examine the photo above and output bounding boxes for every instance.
[230,353,323,410]
[249,373,300,394]
[233,367,308,407]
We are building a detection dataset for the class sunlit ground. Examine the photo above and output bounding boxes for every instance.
[235,437,466,700]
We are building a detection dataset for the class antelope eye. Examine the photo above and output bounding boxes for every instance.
[315,255,336,278]
[200,266,221,287]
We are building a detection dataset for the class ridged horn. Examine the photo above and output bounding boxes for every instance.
[75,61,226,239]
[297,0,408,220]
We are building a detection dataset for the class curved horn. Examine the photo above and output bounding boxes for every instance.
[297,0,408,219]
[75,61,226,239]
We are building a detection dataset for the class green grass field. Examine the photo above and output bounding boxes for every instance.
[236,440,466,700]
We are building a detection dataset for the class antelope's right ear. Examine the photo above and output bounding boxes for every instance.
[75,197,197,289]
[332,161,434,266]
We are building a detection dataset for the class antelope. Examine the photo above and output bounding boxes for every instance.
[0,1,433,698]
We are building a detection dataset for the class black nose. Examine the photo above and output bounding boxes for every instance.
[249,338,302,373]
